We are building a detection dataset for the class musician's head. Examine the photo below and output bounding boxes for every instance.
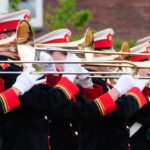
[0,10,30,60]
[130,42,150,77]
[35,29,71,71]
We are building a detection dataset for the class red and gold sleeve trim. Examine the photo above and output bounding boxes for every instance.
[94,92,116,116]
[126,87,147,108]
[55,77,79,100]
[46,74,62,87]
[0,88,20,113]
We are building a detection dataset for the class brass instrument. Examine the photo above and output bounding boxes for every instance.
[35,41,150,62]
[0,22,149,80]
[0,60,149,79]
[0,19,40,69]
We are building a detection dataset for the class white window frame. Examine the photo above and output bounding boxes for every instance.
[0,0,9,15]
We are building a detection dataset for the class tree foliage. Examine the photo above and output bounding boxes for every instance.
[9,0,21,11]
[45,0,92,30]
[113,38,136,50]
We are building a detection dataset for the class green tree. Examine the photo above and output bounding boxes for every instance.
[113,38,136,50]
[45,0,92,31]
[9,0,21,11]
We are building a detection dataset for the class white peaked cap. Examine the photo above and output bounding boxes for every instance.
[35,29,71,44]
[131,42,150,53]
[0,10,30,33]
[137,36,150,45]
[93,28,114,49]
[94,28,114,40]
[130,42,150,61]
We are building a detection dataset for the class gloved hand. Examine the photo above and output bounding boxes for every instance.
[38,52,56,72]
[78,67,93,88]
[134,78,149,91]
[13,67,46,95]
[114,75,136,96]
[63,53,82,82]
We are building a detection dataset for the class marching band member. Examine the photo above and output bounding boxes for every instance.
[0,13,117,150]
[35,28,149,150]
[0,10,93,150]
[0,10,148,150]
[72,28,149,150]
[0,24,119,150]
[128,42,150,150]
[0,67,45,117]
[0,10,57,150]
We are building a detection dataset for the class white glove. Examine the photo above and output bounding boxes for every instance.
[78,67,93,88]
[63,53,82,82]
[13,67,46,95]
[134,79,149,91]
[38,52,56,72]
[114,75,136,96]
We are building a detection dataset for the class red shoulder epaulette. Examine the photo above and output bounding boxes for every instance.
[0,78,5,93]
[46,74,62,87]
[82,83,103,100]
[142,87,149,99]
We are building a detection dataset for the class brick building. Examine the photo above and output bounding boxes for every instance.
[43,0,150,40]
[1,0,149,40]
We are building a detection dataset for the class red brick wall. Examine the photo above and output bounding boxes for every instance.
[40,0,150,40]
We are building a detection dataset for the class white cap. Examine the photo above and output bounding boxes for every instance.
[35,29,71,44]
[130,42,150,61]
[0,10,30,33]
[137,36,150,45]
[94,28,114,49]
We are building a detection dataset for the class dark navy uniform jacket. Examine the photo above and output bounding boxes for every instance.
[129,88,150,150]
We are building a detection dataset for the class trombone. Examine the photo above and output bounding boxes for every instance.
[35,38,150,62]
[35,46,150,56]
[1,22,150,60]
[0,21,149,79]
[0,60,149,79]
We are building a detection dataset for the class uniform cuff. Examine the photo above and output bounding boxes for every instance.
[0,88,20,113]
[82,84,103,100]
[127,87,147,108]
[55,77,79,100]
[46,74,62,86]
[94,92,116,116]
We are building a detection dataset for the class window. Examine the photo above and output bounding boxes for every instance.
[0,0,9,15]
[18,0,43,28]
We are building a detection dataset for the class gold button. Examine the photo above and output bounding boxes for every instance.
[74,131,78,136]
[44,115,48,120]
[69,123,73,127]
